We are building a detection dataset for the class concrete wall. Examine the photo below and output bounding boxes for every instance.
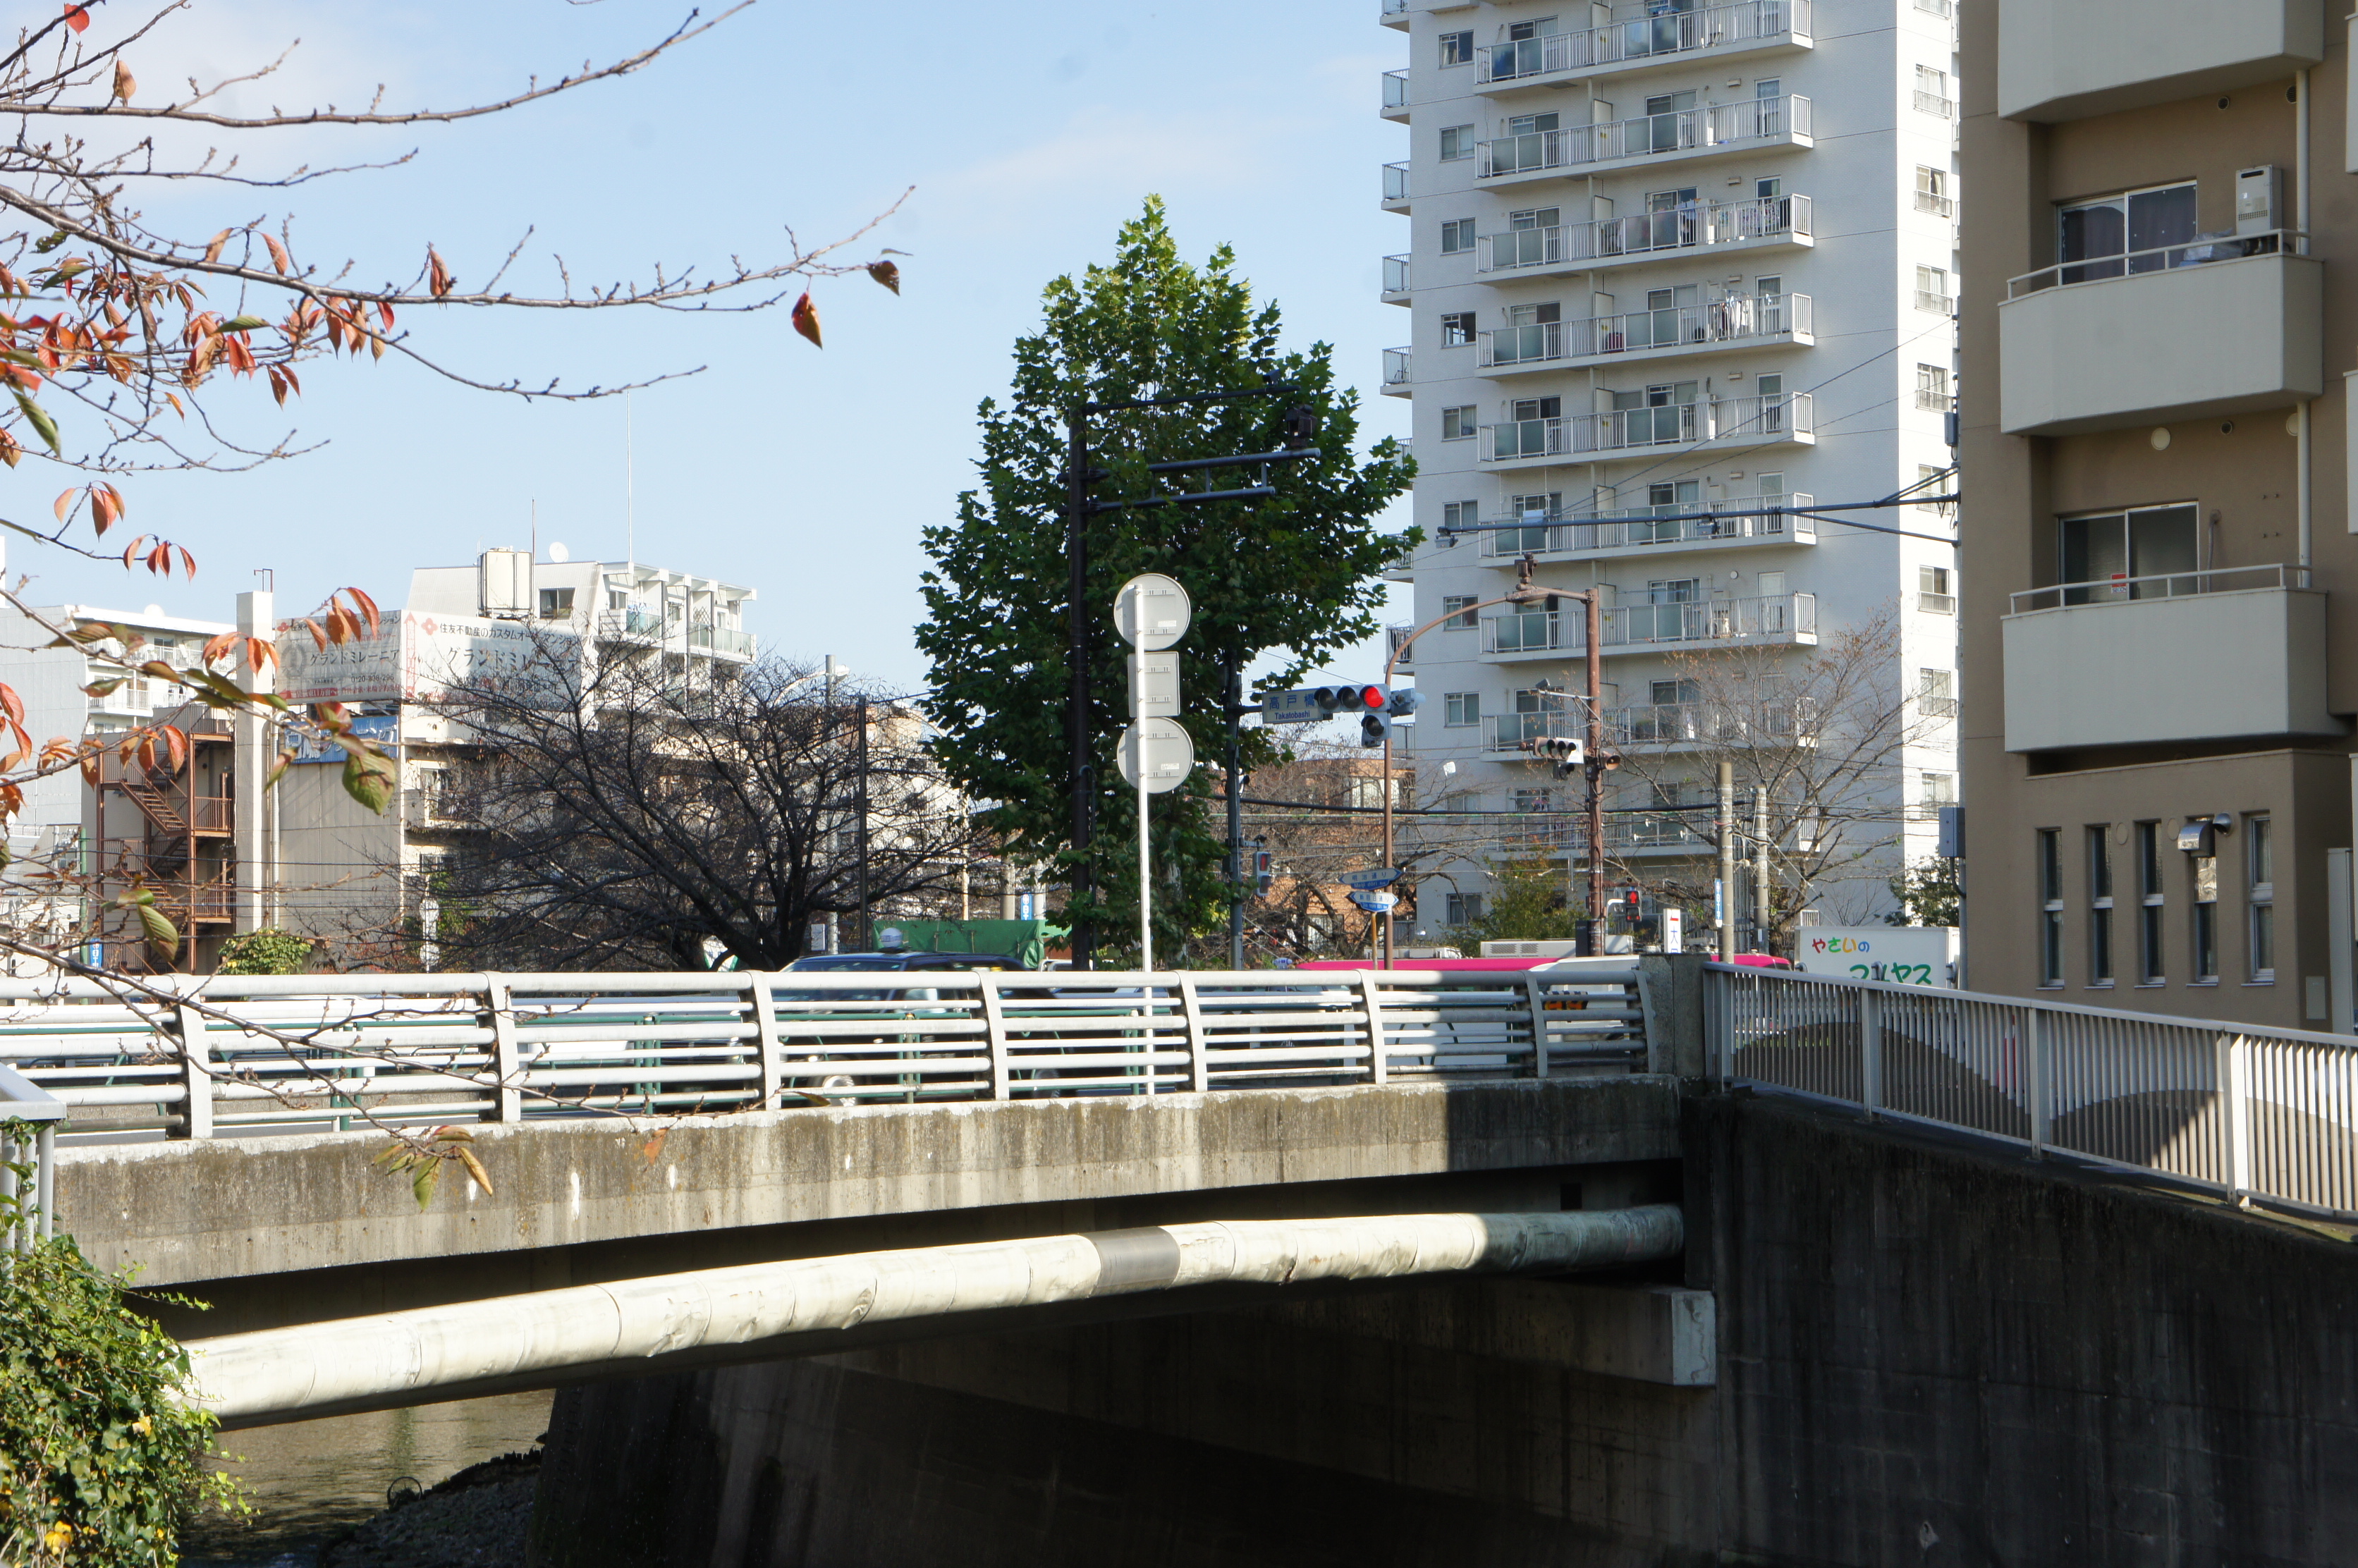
[1998,0,2326,123]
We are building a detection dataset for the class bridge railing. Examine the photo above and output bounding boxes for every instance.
[1706,963,2358,1217]
[0,966,1652,1140]
[1,1060,61,1249]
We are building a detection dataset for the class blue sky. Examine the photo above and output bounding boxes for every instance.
[30,0,1410,699]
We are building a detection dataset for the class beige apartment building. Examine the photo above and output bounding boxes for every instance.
[1960,3,2354,1029]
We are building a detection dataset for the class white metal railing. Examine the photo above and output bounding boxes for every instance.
[3,969,1654,1144]
[1383,254,1410,295]
[1912,90,1953,117]
[1480,194,1809,273]
[599,605,665,642]
[1483,592,1816,655]
[1914,0,1952,15]
[1481,95,1809,178]
[1707,964,2358,1218]
[2008,562,2309,614]
[1913,188,1954,218]
[1606,700,1807,746]
[1383,347,1412,387]
[1478,0,1809,84]
[1382,70,1408,112]
[1480,293,1809,369]
[1914,386,1954,412]
[1495,811,1699,852]
[1382,0,1408,15]
[689,623,755,659]
[1480,494,1814,556]
[1483,393,1812,461]
[0,1062,62,1250]
[1913,290,1953,314]
[2007,229,2307,298]
[1383,161,1410,202]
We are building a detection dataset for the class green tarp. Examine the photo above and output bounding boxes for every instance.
[881,919,1065,972]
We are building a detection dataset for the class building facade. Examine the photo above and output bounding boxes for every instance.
[1380,0,1962,947]
[1958,1,2348,1029]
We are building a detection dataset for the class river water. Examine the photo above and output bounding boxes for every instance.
[179,1392,553,1567]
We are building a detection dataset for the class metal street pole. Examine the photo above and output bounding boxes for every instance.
[1581,589,1604,959]
[1137,758,1152,974]
[1225,657,1245,971]
[1754,788,1772,955]
[1717,761,1737,960]
[855,696,872,951]
[1065,411,1096,970]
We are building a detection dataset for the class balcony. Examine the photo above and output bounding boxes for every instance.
[1605,700,1807,749]
[1485,709,1580,754]
[1482,592,1818,659]
[1381,347,1411,397]
[1914,0,1952,15]
[1913,188,1955,219]
[1381,70,1408,121]
[1475,1,1811,93]
[1998,0,2323,122]
[1381,253,1410,304]
[2001,565,2341,752]
[1381,161,1410,212]
[1381,0,1408,27]
[1998,237,2322,436]
[1479,292,1810,376]
[1482,393,1814,467]
[1914,289,1953,315]
[1479,95,1810,186]
[1479,194,1810,280]
[689,623,756,661]
[1912,89,1954,118]
[599,604,665,644]
[1477,494,1815,561]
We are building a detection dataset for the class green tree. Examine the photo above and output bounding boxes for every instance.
[1449,855,1580,948]
[918,200,1414,959]
[1886,859,1963,927]
[214,929,315,977]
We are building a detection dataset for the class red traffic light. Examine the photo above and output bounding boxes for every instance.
[1359,685,1387,711]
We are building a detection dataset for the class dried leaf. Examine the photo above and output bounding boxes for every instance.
[201,229,232,266]
[111,59,135,102]
[455,1147,494,1197]
[865,259,901,295]
[62,5,87,34]
[790,291,821,348]
[262,234,292,276]
[52,489,75,523]
[640,1127,668,1165]
[427,247,454,299]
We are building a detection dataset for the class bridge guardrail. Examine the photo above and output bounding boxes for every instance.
[0,967,1653,1141]
[0,1060,62,1249]
[1706,963,2358,1218]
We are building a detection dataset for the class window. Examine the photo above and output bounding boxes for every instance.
[2057,181,2198,283]
[1914,64,1952,116]
[1915,265,1952,314]
[1442,595,1479,630]
[1916,464,1955,520]
[1919,564,1955,613]
[2088,826,2115,986]
[1441,311,1476,346]
[1509,206,1560,231]
[537,586,575,619]
[2038,828,2063,986]
[1914,363,1952,411]
[1505,111,1560,137]
[1648,577,1699,604]
[1756,177,1783,200]
[1651,678,1699,706]
[1922,771,1957,807]
[1442,499,1482,544]
[1446,891,1484,925]
[2192,847,2219,982]
[2247,814,2275,981]
[1438,124,1477,161]
[1441,218,1477,254]
[1439,30,1474,66]
[1507,18,1556,42]
[1914,165,1953,216]
[1512,787,1556,814]
[1443,692,1481,726]
[1441,405,1477,439]
[1918,668,1956,717]
[2137,821,2165,982]
[2058,504,2198,603]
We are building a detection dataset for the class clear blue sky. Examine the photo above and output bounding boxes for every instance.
[31,0,1409,700]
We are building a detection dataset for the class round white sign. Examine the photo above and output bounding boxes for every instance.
[1112,574,1192,651]
[1117,717,1195,794]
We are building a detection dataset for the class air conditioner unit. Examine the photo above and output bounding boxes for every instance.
[477,548,532,618]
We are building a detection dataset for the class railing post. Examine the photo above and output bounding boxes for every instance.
[1,1130,17,1250]
[750,976,783,1110]
[2223,1032,2254,1206]
[977,974,1011,1101]
[1357,974,1389,1086]
[2025,1006,2050,1156]
[1859,988,1882,1120]
[1524,973,1551,1078]
[35,1122,53,1240]
[1178,976,1211,1094]
[484,976,522,1125]
[173,1000,214,1141]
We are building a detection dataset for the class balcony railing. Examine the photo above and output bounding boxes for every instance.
[1482,592,1818,655]
[599,604,665,642]
[1914,386,1955,412]
[2006,229,2304,298]
[1478,1,1809,84]
[1482,393,1813,461]
[2008,562,2308,615]
[689,623,756,659]
[1481,94,1809,178]
[1382,70,1408,114]
[1604,700,1807,745]
[1912,89,1954,117]
[1479,194,1809,273]
[1913,289,1954,314]
[1382,161,1410,203]
[1383,347,1412,388]
[1484,710,1579,753]
[1381,0,1407,16]
[1383,254,1410,295]
[1913,188,1955,217]
[1479,293,1809,369]
[1915,0,1952,13]
[1478,494,1814,556]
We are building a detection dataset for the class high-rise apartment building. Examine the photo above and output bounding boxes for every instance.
[1959,4,2346,1028]
[1379,0,1961,943]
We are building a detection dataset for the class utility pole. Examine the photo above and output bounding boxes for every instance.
[1224,656,1246,971]
[1717,761,1737,960]
[1065,413,1096,970]
[1578,590,1605,959]
[1753,788,1772,956]
[855,696,872,951]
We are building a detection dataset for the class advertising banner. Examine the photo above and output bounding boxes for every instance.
[1795,926,1960,988]
[276,613,577,706]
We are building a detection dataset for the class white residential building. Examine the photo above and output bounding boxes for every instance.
[1378,0,1960,943]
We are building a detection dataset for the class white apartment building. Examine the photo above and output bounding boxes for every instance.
[1378,0,1961,941]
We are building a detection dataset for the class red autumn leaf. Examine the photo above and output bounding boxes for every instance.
[790,292,822,348]
[51,489,75,523]
[262,234,292,276]
[427,248,455,299]
[345,587,382,634]
[62,5,87,34]
[202,228,233,265]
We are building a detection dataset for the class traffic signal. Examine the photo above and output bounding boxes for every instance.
[1313,684,1388,714]
[1387,688,1424,718]
[1522,735,1584,777]
[1252,847,1275,895]
[1360,710,1390,748]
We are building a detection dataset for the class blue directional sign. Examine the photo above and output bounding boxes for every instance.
[1260,688,1328,725]
[1338,868,1402,890]
[1350,890,1400,912]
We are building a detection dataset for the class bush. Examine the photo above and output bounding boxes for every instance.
[215,928,315,976]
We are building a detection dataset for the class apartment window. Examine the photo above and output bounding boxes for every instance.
[2137,821,2165,983]
[1443,692,1481,726]
[1441,405,1477,439]
[2058,504,2198,603]
[2247,814,2275,982]
[2058,181,2198,283]
[1446,891,1485,925]
[1509,206,1560,231]
[1914,265,1952,314]
[1442,595,1479,630]
[1917,668,1956,717]
[1438,124,1477,161]
[2038,828,2064,987]
[1439,30,1474,66]
[537,586,575,620]
[1512,787,1556,814]
[1440,311,1477,347]
[2088,826,2115,986]
[2192,848,2219,983]
[1756,177,1783,200]
[1915,463,1955,520]
[1914,362,1952,412]
[1914,165,1953,216]
[1440,218,1477,254]
[1914,65,1952,116]
[1922,772,1957,807]
[1918,565,1955,613]
[1441,498,1481,544]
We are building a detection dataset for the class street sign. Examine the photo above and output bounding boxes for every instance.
[1338,868,1401,890]
[1350,890,1400,912]
[1117,717,1195,794]
[1112,574,1191,650]
[1127,649,1180,718]
[1661,908,1683,953]
[1260,688,1327,725]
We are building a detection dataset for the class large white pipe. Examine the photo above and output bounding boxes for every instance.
[2298,66,2313,567]
[186,1208,1682,1424]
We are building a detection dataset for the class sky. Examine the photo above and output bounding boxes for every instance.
[23,0,1412,703]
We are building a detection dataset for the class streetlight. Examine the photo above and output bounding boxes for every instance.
[1379,555,1608,969]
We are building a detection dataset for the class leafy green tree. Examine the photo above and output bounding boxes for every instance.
[1886,859,1963,927]
[918,200,1415,959]
[1448,855,1580,948]
[214,929,315,977]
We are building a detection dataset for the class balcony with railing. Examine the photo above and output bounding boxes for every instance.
[689,623,756,660]
[1912,88,1954,118]
[1381,161,1410,211]
[1482,592,1818,659]
[1484,709,1579,754]
[1914,0,1951,14]
[1480,94,1810,185]
[1477,494,1815,561]
[1998,0,2323,122]
[1381,346,1412,397]
[598,604,666,644]
[1477,0,1811,92]
[1999,232,2322,436]
[1381,70,1409,121]
[1482,393,1813,466]
[2003,563,2339,752]
[1913,289,1953,315]
[1381,253,1410,303]
[1381,0,1409,27]
[1913,188,1955,219]
[1479,194,1810,278]
[1479,293,1810,375]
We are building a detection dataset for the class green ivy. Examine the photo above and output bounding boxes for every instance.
[214,928,314,976]
[0,1127,247,1564]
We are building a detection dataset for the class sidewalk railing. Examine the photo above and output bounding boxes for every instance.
[1706,964,2358,1218]
[0,1062,62,1251]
